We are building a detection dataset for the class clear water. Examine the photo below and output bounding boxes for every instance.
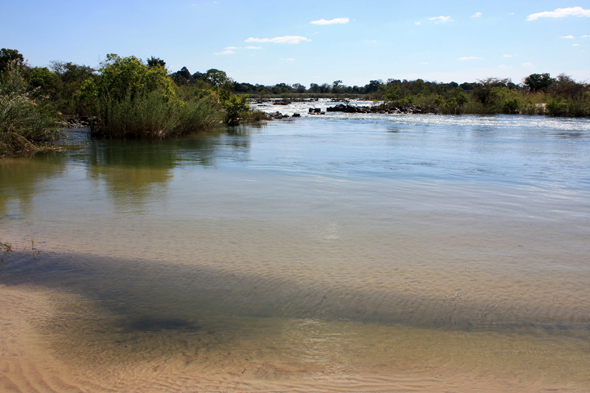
[1,110,590,391]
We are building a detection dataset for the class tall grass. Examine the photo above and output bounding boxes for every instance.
[1,62,62,156]
[90,91,221,138]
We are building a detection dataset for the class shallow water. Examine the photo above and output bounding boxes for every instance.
[1,110,590,391]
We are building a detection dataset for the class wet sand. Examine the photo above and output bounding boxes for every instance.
[1,235,589,392]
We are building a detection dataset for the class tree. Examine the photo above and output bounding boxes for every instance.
[364,80,383,94]
[171,66,193,85]
[292,83,306,93]
[550,74,587,99]
[147,56,166,69]
[205,68,228,86]
[385,86,402,102]
[0,48,24,74]
[473,78,511,105]
[222,94,250,125]
[27,67,61,99]
[49,61,96,102]
[524,73,553,92]
[79,54,176,104]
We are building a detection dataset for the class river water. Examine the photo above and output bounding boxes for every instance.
[1,106,590,392]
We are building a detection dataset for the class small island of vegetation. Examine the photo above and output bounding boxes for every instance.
[1,47,589,157]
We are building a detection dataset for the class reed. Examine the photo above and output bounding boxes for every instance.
[0,62,63,156]
[90,91,220,138]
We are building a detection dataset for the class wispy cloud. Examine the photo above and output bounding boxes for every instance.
[503,54,517,57]
[583,35,590,38]
[428,16,453,23]
[471,12,482,18]
[415,21,421,25]
[418,62,429,65]
[527,7,590,21]
[310,17,349,25]
[279,58,295,61]
[244,46,262,49]
[214,50,235,55]
[225,46,239,50]
[245,36,311,44]
[573,43,580,46]
[365,40,377,43]
[458,56,483,61]
[521,62,534,68]
[561,35,575,39]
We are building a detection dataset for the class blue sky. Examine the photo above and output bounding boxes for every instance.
[2,1,589,86]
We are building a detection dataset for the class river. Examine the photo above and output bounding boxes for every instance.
[1,106,589,391]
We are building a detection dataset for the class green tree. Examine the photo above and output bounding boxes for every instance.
[0,48,25,74]
[385,86,402,102]
[27,67,61,99]
[222,94,250,125]
[80,54,175,103]
[205,68,229,86]
[147,56,166,68]
[524,73,553,92]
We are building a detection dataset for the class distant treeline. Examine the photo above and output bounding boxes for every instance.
[2,48,590,156]
[170,65,589,117]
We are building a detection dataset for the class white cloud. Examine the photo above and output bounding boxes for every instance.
[225,46,239,50]
[244,46,262,49]
[415,21,421,25]
[458,56,483,60]
[310,17,350,25]
[471,12,482,18]
[214,50,235,55]
[428,16,453,23]
[279,58,295,61]
[573,43,580,46]
[521,62,534,68]
[245,36,311,44]
[527,7,590,21]
[418,62,429,65]
[583,35,590,38]
[503,54,517,57]
[561,35,575,39]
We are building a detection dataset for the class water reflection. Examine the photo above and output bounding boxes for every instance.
[81,131,254,209]
[0,154,67,217]
[1,116,590,391]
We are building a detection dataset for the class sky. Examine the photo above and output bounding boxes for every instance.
[1,0,589,87]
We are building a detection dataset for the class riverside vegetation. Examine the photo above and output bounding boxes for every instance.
[1,47,589,157]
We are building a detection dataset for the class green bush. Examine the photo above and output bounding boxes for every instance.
[1,62,62,156]
[501,97,521,114]
[82,54,221,137]
[222,94,250,125]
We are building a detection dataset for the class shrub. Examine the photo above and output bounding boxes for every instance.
[501,97,521,114]
[1,61,62,156]
[82,54,221,137]
[222,94,250,126]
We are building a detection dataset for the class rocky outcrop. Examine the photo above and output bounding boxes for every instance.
[326,104,430,114]
[267,111,291,119]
